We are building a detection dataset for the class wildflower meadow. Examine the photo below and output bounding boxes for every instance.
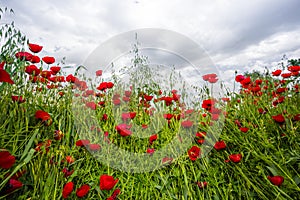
[0,7,300,200]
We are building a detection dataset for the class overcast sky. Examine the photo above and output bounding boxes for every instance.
[1,0,300,88]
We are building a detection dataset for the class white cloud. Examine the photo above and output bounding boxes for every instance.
[1,0,300,79]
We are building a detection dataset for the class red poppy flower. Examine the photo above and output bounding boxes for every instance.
[100,174,118,190]
[229,154,242,163]
[11,95,25,103]
[25,65,40,76]
[144,94,153,101]
[96,70,103,76]
[89,144,101,151]
[288,65,300,72]
[214,141,226,151]
[76,139,90,147]
[65,156,75,164]
[272,69,282,76]
[240,77,251,85]
[106,188,121,200]
[196,181,208,189]
[62,182,74,198]
[0,61,5,70]
[267,176,284,186]
[97,82,108,91]
[35,110,52,125]
[202,99,214,111]
[235,74,245,82]
[160,96,173,106]
[202,73,217,82]
[0,150,16,169]
[147,148,155,155]
[149,134,158,145]
[272,114,285,123]
[28,43,43,53]
[50,66,61,75]
[30,55,40,63]
[42,56,55,64]
[239,127,249,133]
[188,146,200,161]
[15,51,33,61]
[121,112,136,121]
[76,184,90,198]
[116,124,132,137]
[293,114,300,121]
[181,120,193,128]
[163,113,173,120]
[66,74,78,83]
[281,73,292,78]
[107,82,114,89]
[4,178,23,194]
[0,69,14,84]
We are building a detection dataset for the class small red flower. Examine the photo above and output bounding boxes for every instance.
[149,134,158,145]
[42,56,55,64]
[62,182,74,198]
[196,181,208,189]
[4,179,23,194]
[96,70,103,76]
[272,114,285,123]
[181,120,193,128]
[76,184,90,198]
[106,188,121,200]
[28,43,43,53]
[0,69,14,84]
[147,148,155,155]
[65,156,75,164]
[229,154,242,163]
[35,110,52,126]
[75,139,90,147]
[239,127,249,133]
[30,55,40,63]
[50,66,61,75]
[188,146,201,161]
[0,150,16,169]
[214,141,226,151]
[116,124,132,137]
[235,74,245,82]
[89,144,101,151]
[144,94,153,101]
[25,65,40,76]
[66,74,78,83]
[281,73,292,78]
[267,176,284,186]
[272,69,282,76]
[100,174,118,190]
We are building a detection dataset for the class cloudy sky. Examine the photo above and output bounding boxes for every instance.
[1,0,300,88]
